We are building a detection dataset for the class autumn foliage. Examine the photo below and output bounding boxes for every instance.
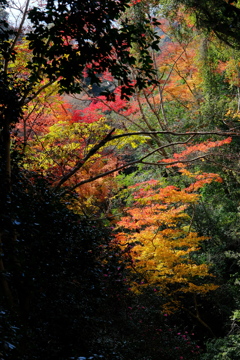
[114,133,235,314]
[22,101,121,214]
[115,175,220,313]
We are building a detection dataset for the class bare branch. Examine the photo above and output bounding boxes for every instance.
[58,137,196,196]
[10,0,31,50]
[109,129,240,140]
[53,127,238,194]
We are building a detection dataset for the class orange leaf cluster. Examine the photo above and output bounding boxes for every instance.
[159,137,232,166]
[115,177,219,312]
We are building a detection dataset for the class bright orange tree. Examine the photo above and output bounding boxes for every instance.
[115,179,219,314]
[114,138,232,314]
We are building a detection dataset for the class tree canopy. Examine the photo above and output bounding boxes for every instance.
[2,0,240,359]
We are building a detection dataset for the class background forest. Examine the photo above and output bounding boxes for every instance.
[1,0,240,359]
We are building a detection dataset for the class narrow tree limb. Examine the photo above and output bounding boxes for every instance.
[182,294,216,338]
[109,129,239,139]
[57,136,196,195]
[54,128,237,194]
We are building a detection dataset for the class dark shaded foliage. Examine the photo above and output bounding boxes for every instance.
[171,0,240,47]
[27,0,160,99]
[0,159,131,359]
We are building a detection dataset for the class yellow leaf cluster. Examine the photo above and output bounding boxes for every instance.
[115,179,218,312]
